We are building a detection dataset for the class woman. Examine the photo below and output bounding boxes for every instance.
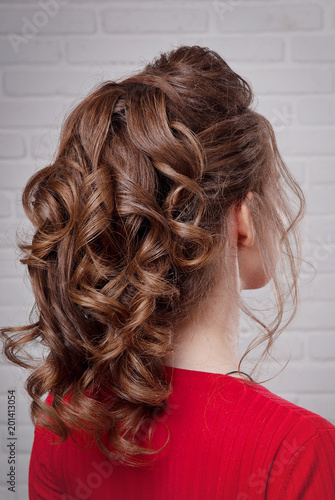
[2,45,335,499]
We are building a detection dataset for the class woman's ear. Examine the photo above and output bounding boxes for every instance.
[237,191,254,249]
[228,191,254,249]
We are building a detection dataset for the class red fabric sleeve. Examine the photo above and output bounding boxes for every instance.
[29,392,67,500]
[29,426,65,500]
[275,427,335,499]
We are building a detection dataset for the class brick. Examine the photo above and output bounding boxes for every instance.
[301,242,335,275]
[286,160,305,184]
[306,185,335,215]
[3,70,101,97]
[0,161,40,189]
[31,130,60,162]
[309,333,335,360]
[292,35,335,61]
[0,365,26,394]
[102,7,208,34]
[0,305,33,327]
[277,129,335,156]
[0,134,25,158]
[301,222,311,248]
[0,39,60,64]
[308,161,335,183]
[216,5,322,33]
[0,99,72,128]
[0,222,18,249]
[244,68,332,94]
[255,99,296,131]
[0,8,96,35]
[309,217,335,244]
[0,279,34,306]
[299,99,335,125]
[242,331,304,363]
[15,198,26,218]
[297,278,314,301]
[289,300,335,329]
[0,219,33,249]
[0,249,25,279]
[67,38,174,64]
[0,194,11,218]
[312,273,335,301]
[262,364,335,394]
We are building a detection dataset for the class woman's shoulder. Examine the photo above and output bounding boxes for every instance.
[218,380,335,496]
[243,383,335,497]
[232,379,335,471]
[246,380,335,433]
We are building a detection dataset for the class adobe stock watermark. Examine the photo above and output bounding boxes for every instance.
[6,389,17,494]
[270,105,296,132]
[300,234,335,282]
[213,0,242,21]
[235,436,301,499]
[8,0,71,54]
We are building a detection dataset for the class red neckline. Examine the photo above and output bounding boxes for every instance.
[163,364,255,383]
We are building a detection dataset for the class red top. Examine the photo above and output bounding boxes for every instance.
[29,365,335,499]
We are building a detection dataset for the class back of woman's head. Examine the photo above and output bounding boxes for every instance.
[1,45,305,466]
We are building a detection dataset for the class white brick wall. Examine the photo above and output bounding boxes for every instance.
[0,1,334,498]
[215,5,323,32]
[101,7,209,33]
[292,35,335,61]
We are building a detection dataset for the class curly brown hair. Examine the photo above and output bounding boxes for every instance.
[1,45,306,467]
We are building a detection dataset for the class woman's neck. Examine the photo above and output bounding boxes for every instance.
[163,263,241,376]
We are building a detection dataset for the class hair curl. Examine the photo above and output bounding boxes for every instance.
[1,45,306,467]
